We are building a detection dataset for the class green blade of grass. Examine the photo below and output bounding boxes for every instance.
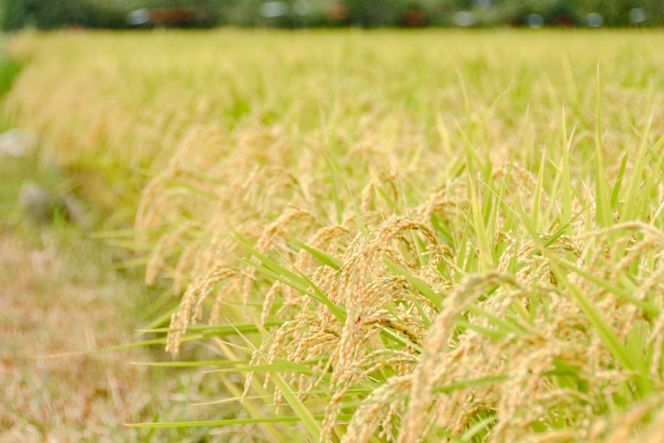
[271,373,322,440]
[126,415,350,429]
[294,240,342,270]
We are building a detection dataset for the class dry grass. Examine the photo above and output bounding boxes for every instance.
[0,227,146,441]
[4,30,664,441]
[0,223,220,442]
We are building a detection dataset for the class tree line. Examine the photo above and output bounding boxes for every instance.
[1,0,662,30]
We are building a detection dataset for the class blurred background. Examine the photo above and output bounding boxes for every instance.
[0,0,662,30]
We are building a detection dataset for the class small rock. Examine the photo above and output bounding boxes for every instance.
[59,193,87,225]
[19,182,53,224]
[0,129,37,158]
[19,181,87,225]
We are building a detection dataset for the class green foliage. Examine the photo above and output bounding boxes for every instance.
[0,0,222,30]
[1,0,128,30]
[0,58,21,96]
[344,0,411,26]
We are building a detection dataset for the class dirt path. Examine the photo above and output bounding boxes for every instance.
[0,226,159,442]
[0,143,210,441]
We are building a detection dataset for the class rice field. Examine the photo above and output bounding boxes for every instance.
[4,30,664,441]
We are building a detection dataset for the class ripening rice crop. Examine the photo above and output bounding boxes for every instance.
[6,30,664,441]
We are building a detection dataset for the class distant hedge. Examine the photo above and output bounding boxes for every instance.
[0,0,222,30]
[1,0,126,30]
[1,0,662,30]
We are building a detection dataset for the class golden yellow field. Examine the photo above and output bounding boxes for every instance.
[3,30,664,441]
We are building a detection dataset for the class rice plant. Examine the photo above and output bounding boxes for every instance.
[5,30,664,441]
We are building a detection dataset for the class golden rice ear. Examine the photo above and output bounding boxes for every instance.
[398,272,519,442]
[342,375,412,443]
